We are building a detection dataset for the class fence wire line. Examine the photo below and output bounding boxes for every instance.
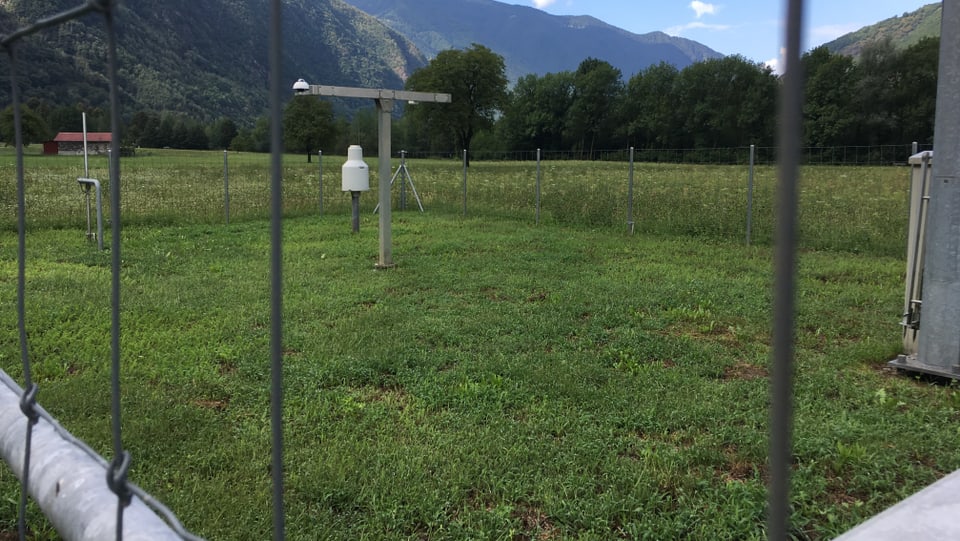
[8,40,38,541]
[267,0,286,539]
[2,2,202,540]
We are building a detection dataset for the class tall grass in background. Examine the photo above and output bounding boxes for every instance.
[0,147,909,257]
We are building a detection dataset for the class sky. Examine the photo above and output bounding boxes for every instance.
[526,0,934,71]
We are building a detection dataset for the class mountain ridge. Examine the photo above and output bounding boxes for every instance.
[340,0,723,80]
[824,3,941,57]
[0,0,426,122]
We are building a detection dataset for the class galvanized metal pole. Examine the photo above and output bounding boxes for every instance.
[913,141,919,156]
[536,148,541,225]
[462,149,468,216]
[0,377,186,541]
[318,150,323,215]
[746,144,755,245]
[377,99,394,267]
[223,150,230,225]
[768,0,804,539]
[351,192,360,233]
[82,112,89,178]
[627,147,635,234]
[916,0,960,377]
[399,150,407,211]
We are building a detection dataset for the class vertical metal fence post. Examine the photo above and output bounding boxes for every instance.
[318,150,323,216]
[223,150,230,225]
[746,144,755,245]
[627,147,635,235]
[267,0,286,538]
[462,149,468,216]
[536,148,541,225]
[912,141,918,156]
[399,150,407,211]
[769,0,804,539]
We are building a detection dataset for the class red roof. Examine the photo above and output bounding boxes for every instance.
[53,132,112,143]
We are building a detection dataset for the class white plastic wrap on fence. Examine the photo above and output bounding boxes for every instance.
[0,376,183,541]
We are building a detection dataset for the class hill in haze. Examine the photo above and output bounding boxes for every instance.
[0,0,426,122]
[824,3,941,57]
[341,0,723,80]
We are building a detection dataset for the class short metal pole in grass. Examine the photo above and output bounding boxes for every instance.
[536,148,541,225]
[627,146,635,234]
[746,144,755,245]
[462,149,468,216]
[399,150,407,211]
[318,150,323,215]
[223,150,230,225]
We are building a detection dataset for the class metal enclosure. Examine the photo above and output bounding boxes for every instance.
[890,150,960,379]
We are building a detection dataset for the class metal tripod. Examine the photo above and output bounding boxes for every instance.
[374,150,423,213]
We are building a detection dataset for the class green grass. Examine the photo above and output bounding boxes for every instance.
[0,147,910,257]
[1,201,957,539]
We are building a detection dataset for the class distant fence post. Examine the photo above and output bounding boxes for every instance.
[746,144,755,245]
[223,149,230,225]
[462,149,468,216]
[627,147,635,235]
[318,150,323,215]
[399,150,407,211]
[536,148,541,225]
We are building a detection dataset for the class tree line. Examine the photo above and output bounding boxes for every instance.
[1,37,938,159]
[400,39,938,159]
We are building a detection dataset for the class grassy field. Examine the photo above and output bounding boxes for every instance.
[3,149,956,540]
[1,146,909,256]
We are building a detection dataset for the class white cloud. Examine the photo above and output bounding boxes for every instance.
[690,1,718,18]
[665,21,731,36]
[765,48,786,75]
[532,0,557,8]
[765,58,780,74]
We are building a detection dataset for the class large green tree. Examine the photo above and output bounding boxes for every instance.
[674,55,777,148]
[621,62,681,148]
[888,37,939,145]
[405,43,508,164]
[209,116,239,150]
[851,38,900,146]
[501,71,575,151]
[283,95,337,161]
[0,105,52,146]
[567,58,623,158]
[801,47,862,147]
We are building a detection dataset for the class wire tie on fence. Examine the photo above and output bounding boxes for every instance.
[107,450,133,507]
[19,383,39,425]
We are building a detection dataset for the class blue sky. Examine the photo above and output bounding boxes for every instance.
[527,1,934,70]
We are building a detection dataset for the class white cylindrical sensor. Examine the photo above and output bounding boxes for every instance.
[342,145,370,192]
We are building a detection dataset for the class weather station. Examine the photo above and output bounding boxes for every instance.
[292,79,451,268]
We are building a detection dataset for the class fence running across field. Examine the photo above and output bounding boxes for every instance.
[0,0,901,540]
[2,145,914,258]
